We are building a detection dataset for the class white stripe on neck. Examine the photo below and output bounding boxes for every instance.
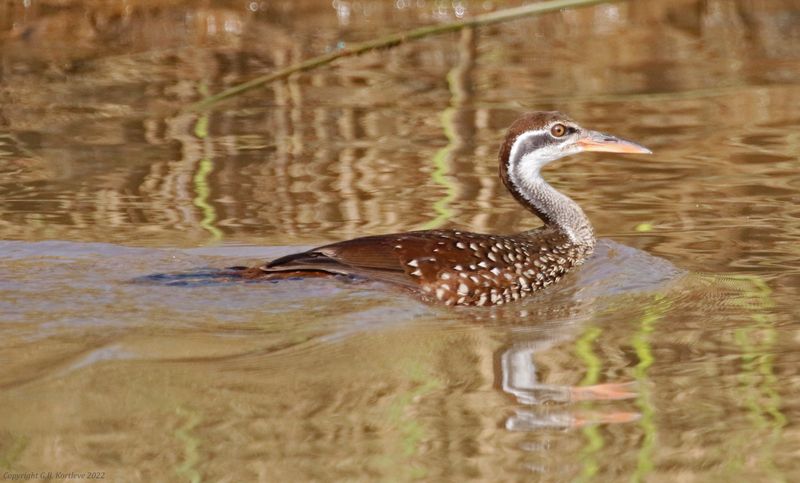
[506,130,592,246]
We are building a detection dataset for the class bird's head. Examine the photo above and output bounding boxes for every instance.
[499,111,651,181]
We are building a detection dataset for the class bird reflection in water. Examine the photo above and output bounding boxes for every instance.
[469,239,682,435]
[501,343,639,432]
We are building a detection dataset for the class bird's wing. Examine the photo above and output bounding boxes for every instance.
[261,230,484,287]
[258,228,568,293]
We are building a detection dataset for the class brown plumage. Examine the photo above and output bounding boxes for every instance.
[240,112,651,306]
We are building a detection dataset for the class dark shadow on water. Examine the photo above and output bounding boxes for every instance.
[133,267,365,287]
[132,268,252,287]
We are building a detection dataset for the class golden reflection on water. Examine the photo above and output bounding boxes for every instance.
[1,1,800,481]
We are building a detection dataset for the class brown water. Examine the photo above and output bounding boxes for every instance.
[1,1,799,481]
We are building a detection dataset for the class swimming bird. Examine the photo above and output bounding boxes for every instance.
[240,111,651,306]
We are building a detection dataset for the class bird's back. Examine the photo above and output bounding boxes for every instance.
[252,227,593,306]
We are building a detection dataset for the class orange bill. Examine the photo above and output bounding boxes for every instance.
[577,130,652,154]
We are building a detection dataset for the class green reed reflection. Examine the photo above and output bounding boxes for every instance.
[573,296,670,483]
[727,275,786,481]
[421,28,473,230]
[192,107,223,242]
[382,361,441,479]
[576,326,603,387]
[174,406,202,483]
[421,108,458,230]
[193,156,223,241]
[630,296,670,483]
[0,432,28,471]
[575,326,603,482]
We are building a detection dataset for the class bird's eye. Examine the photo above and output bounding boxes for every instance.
[550,124,567,137]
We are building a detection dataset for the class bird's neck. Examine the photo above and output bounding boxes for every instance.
[505,163,595,248]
